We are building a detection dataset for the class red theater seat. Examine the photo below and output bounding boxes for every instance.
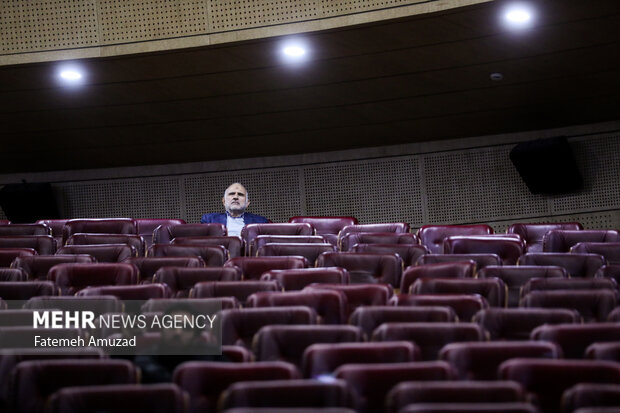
[562,383,620,413]
[499,359,620,413]
[0,268,27,281]
[478,265,567,307]
[260,267,350,290]
[141,297,239,313]
[243,223,315,255]
[0,224,50,236]
[352,244,427,267]
[47,383,186,413]
[316,252,402,286]
[220,307,317,348]
[123,256,205,283]
[571,242,620,265]
[0,236,56,255]
[395,402,540,413]
[62,218,137,245]
[531,323,620,359]
[0,248,37,267]
[152,266,241,297]
[289,216,358,246]
[173,361,300,413]
[521,277,617,296]
[172,235,244,258]
[148,244,227,266]
[247,290,347,324]
[222,345,254,362]
[349,306,458,337]
[303,283,393,317]
[224,256,308,280]
[518,253,606,278]
[595,265,620,285]
[439,341,562,380]
[473,308,582,340]
[418,224,494,254]
[35,219,71,247]
[190,281,282,304]
[66,233,146,256]
[391,294,489,322]
[340,223,410,238]
[252,325,363,366]
[543,230,620,252]
[57,244,135,262]
[417,253,501,269]
[507,222,583,253]
[134,218,186,248]
[302,341,418,378]
[77,283,170,299]
[372,322,488,360]
[9,359,138,413]
[520,290,618,322]
[335,361,456,413]
[11,255,96,280]
[340,232,418,252]
[257,243,337,265]
[586,342,620,362]
[48,263,139,295]
[402,262,476,294]
[254,235,327,253]
[410,277,507,307]
[153,223,226,244]
[0,281,57,300]
[444,236,524,265]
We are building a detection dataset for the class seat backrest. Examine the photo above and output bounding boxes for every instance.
[349,306,458,337]
[585,342,620,362]
[77,283,170,300]
[507,222,583,252]
[0,268,28,281]
[410,277,507,307]
[243,223,315,255]
[518,253,606,278]
[66,233,146,256]
[247,290,347,324]
[190,281,282,304]
[400,261,476,294]
[339,223,411,241]
[171,236,244,258]
[152,266,241,297]
[35,219,71,247]
[11,255,96,280]
[520,290,618,322]
[260,267,349,291]
[289,216,358,235]
[221,307,317,348]
[303,283,393,317]
[596,264,620,286]
[444,236,524,265]
[148,244,227,266]
[417,253,501,269]
[62,218,137,244]
[0,224,50,236]
[352,244,427,267]
[341,232,418,251]
[0,236,56,255]
[418,224,494,254]
[173,361,300,413]
[0,281,58,300]
[531,323,620,359]
[133,218,186,248]
[153,223,227,244]
[257,243,337,265]
[473,308,582,340]
[391,293,489,322]
[562,383,620,413]
[521,277,617,297]
[254,235,327,252]
[543,230,620,252]
[124,256,205,282]
[224,256,309,280]
[57,244,136,262]
[316,252,402,287]
[0,248,37,267]
[141,297,239,313]
[48,262,139,295]
[23,295,123,315]
[572,242,620,265]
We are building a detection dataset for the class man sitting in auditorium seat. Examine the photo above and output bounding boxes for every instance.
[200,182,268,236]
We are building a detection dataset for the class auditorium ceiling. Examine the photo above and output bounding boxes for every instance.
[0,0,619,173]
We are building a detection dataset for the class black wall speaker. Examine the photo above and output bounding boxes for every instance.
[509,136,583,195]
[0,182,60,223]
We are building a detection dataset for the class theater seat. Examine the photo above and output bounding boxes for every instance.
[222,345,254,362]
[62,218,137,245]
[339,223,411,241]
[0,281,58,300]
[11,255,96,280]
[349,306,458,337]
[173,361,300,413]
[152,266,241,297]
[257,243,336,265]
[518,253,606,278]
[133,218,186,248]
[0,248,37,267]
[221,307,317,348]
[417,253,501,269]
[48,263,139,295]
[141,297,240,313]
[66,233,146,256]
[190,281,282,304]
[334,361,456,413]
[391,294,489,322]
[520,290,618,322]
[224,256,309,280]
[473,308,582,340]
[148,244,227,266]
[302,341,419,378]
[316,252,402,286]
[531,323,620,359]
[35,219,71,247]
[0,224,50,236]
[247,290,347,324]
[402,262,476,295]
[47,383,186,413]
[252,325,363,367]
[371,322,488,360]
[418,224,494,254]
[595,265,620,285]
[0,268,28,281]
[562,383,620,413]
[521,277,617,297]
[253,235,327,253]
[340,232,418,252]
[586,342,620,362]
[507,222,583,253]
[123,256,205,283]
[444,236,524,265]
[439,341,562,380]
[478,265,567,307]
[571,242,620,265]
[243,223,315,255]
[499,359,620,413]
[260,267,350,291]
[0,236,56,255]
[77,283,170,300]
[171,236,244,258]
[9,359,138,413]
[289,216,358,246]
[303,283,393,317]
[352,244,427,267]
[543,230,620,252]
[395,402,540,413]
[57,244,136,262]
[410,277,507,307]
[153,223,227,244]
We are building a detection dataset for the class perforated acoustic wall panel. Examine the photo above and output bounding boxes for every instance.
[208,0,319,31]
[489,210,620,233]
[0,0,99,53]
[320,0,428,17]
[303,158,423,226]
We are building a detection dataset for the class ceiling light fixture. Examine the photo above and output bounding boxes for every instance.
[60,70,82,81]
[283,45,306,57]
[280,40,309,64]
[503,3,535,29]
[57,65,85,85]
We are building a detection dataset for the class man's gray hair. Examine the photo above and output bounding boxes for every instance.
[223,183,249,200]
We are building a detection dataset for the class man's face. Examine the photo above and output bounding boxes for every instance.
[222,183,249,217]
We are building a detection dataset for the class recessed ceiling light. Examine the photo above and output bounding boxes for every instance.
[490,72,504,81]
[280,40,309,64]
[60,70,82,80]
[503,3,535,29]
[283,45,306,57]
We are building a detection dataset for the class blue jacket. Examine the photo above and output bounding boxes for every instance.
[200,212,269,225]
